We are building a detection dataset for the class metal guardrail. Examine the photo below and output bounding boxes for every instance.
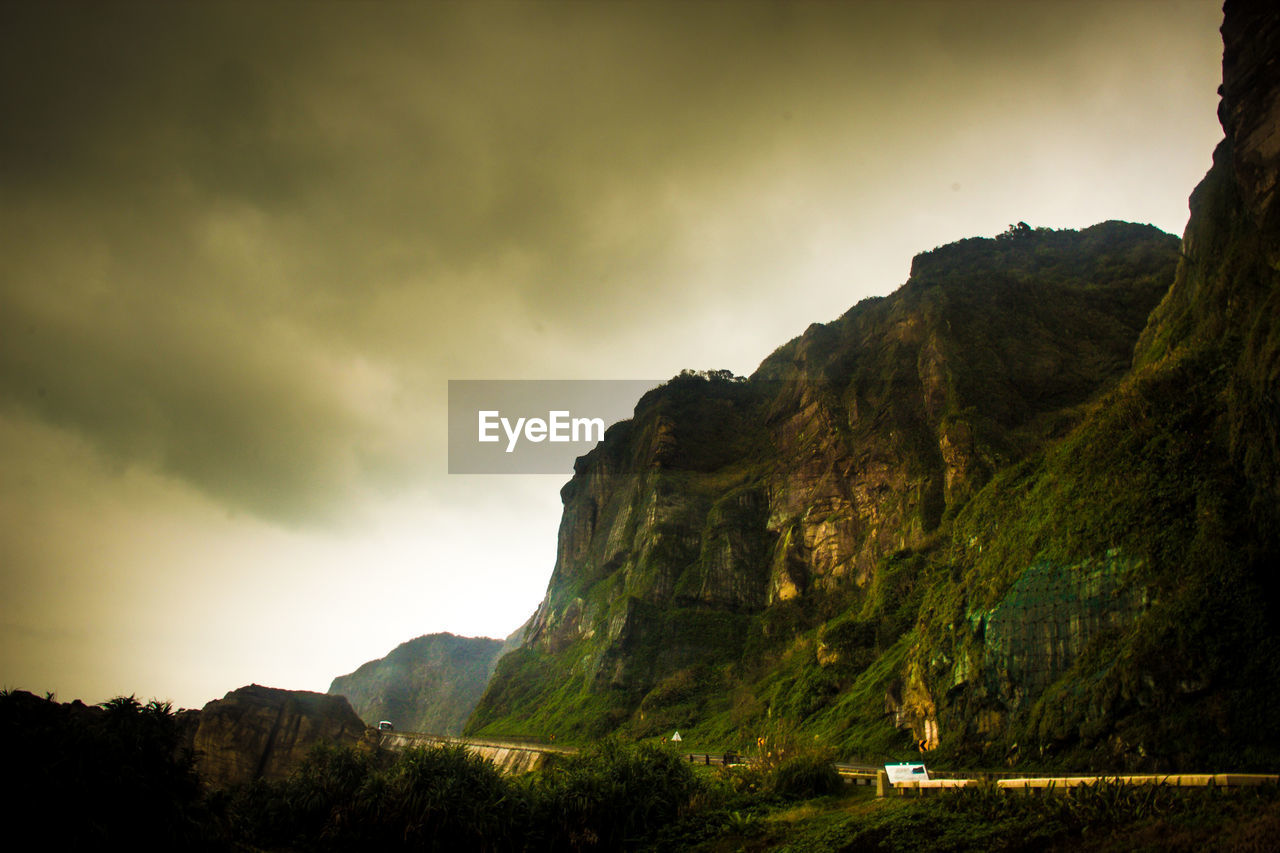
[883,771,1280,797]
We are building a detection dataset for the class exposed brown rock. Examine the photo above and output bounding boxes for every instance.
[475,222,1178,735]
[1220,0,1280,231]
[190,684,369,789]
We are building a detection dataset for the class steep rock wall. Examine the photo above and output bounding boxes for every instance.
[472,223,1179,742]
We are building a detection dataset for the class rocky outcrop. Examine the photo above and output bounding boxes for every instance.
[470,222,1179,742]
[1219,0,1280,239]
[190,684,369,789]
[329,632,514,735]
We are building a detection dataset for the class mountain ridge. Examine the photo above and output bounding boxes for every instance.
[330,630,520,735]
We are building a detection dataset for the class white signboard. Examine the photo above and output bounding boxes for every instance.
[885,762,929,785]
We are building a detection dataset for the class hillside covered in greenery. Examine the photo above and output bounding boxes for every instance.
[330,632,512,735]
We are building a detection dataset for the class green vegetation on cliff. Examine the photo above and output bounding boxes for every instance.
[469,221,1195,764]
[329,632,509,735]
[916,136,1280,771]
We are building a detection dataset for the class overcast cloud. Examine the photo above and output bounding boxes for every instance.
[0,1,1225,707]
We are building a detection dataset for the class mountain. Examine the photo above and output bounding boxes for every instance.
[468,222,1179,748]
[330,631,519,735]
[469,0,1280,770]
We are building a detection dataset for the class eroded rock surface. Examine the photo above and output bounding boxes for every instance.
[191,684,368,788]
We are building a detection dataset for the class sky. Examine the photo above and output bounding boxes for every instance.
[0,1,1226,710]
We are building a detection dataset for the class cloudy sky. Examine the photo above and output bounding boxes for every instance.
[1,1,1224,710]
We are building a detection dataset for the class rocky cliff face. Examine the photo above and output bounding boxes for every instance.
[190,684,369,789]
[329,632,514,735]
[472,0,1280,770]
[470,222,1180,744]
[1219,0,1280,247]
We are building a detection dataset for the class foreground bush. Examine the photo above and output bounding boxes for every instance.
[216,738,703,851]
[0,690,211,847]
[217,742,520,851]
[767,752,843,799]
[716,735,842,801]
[526,739,702,850]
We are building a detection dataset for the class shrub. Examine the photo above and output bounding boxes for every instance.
[767,752,843,799]
[527,738,703,850]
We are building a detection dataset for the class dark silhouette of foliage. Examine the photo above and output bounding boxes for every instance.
[213,737,701,851]
[996,220,1034,240]
[0,690,214,847]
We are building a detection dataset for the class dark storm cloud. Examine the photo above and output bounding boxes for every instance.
[0,1,1223,522]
